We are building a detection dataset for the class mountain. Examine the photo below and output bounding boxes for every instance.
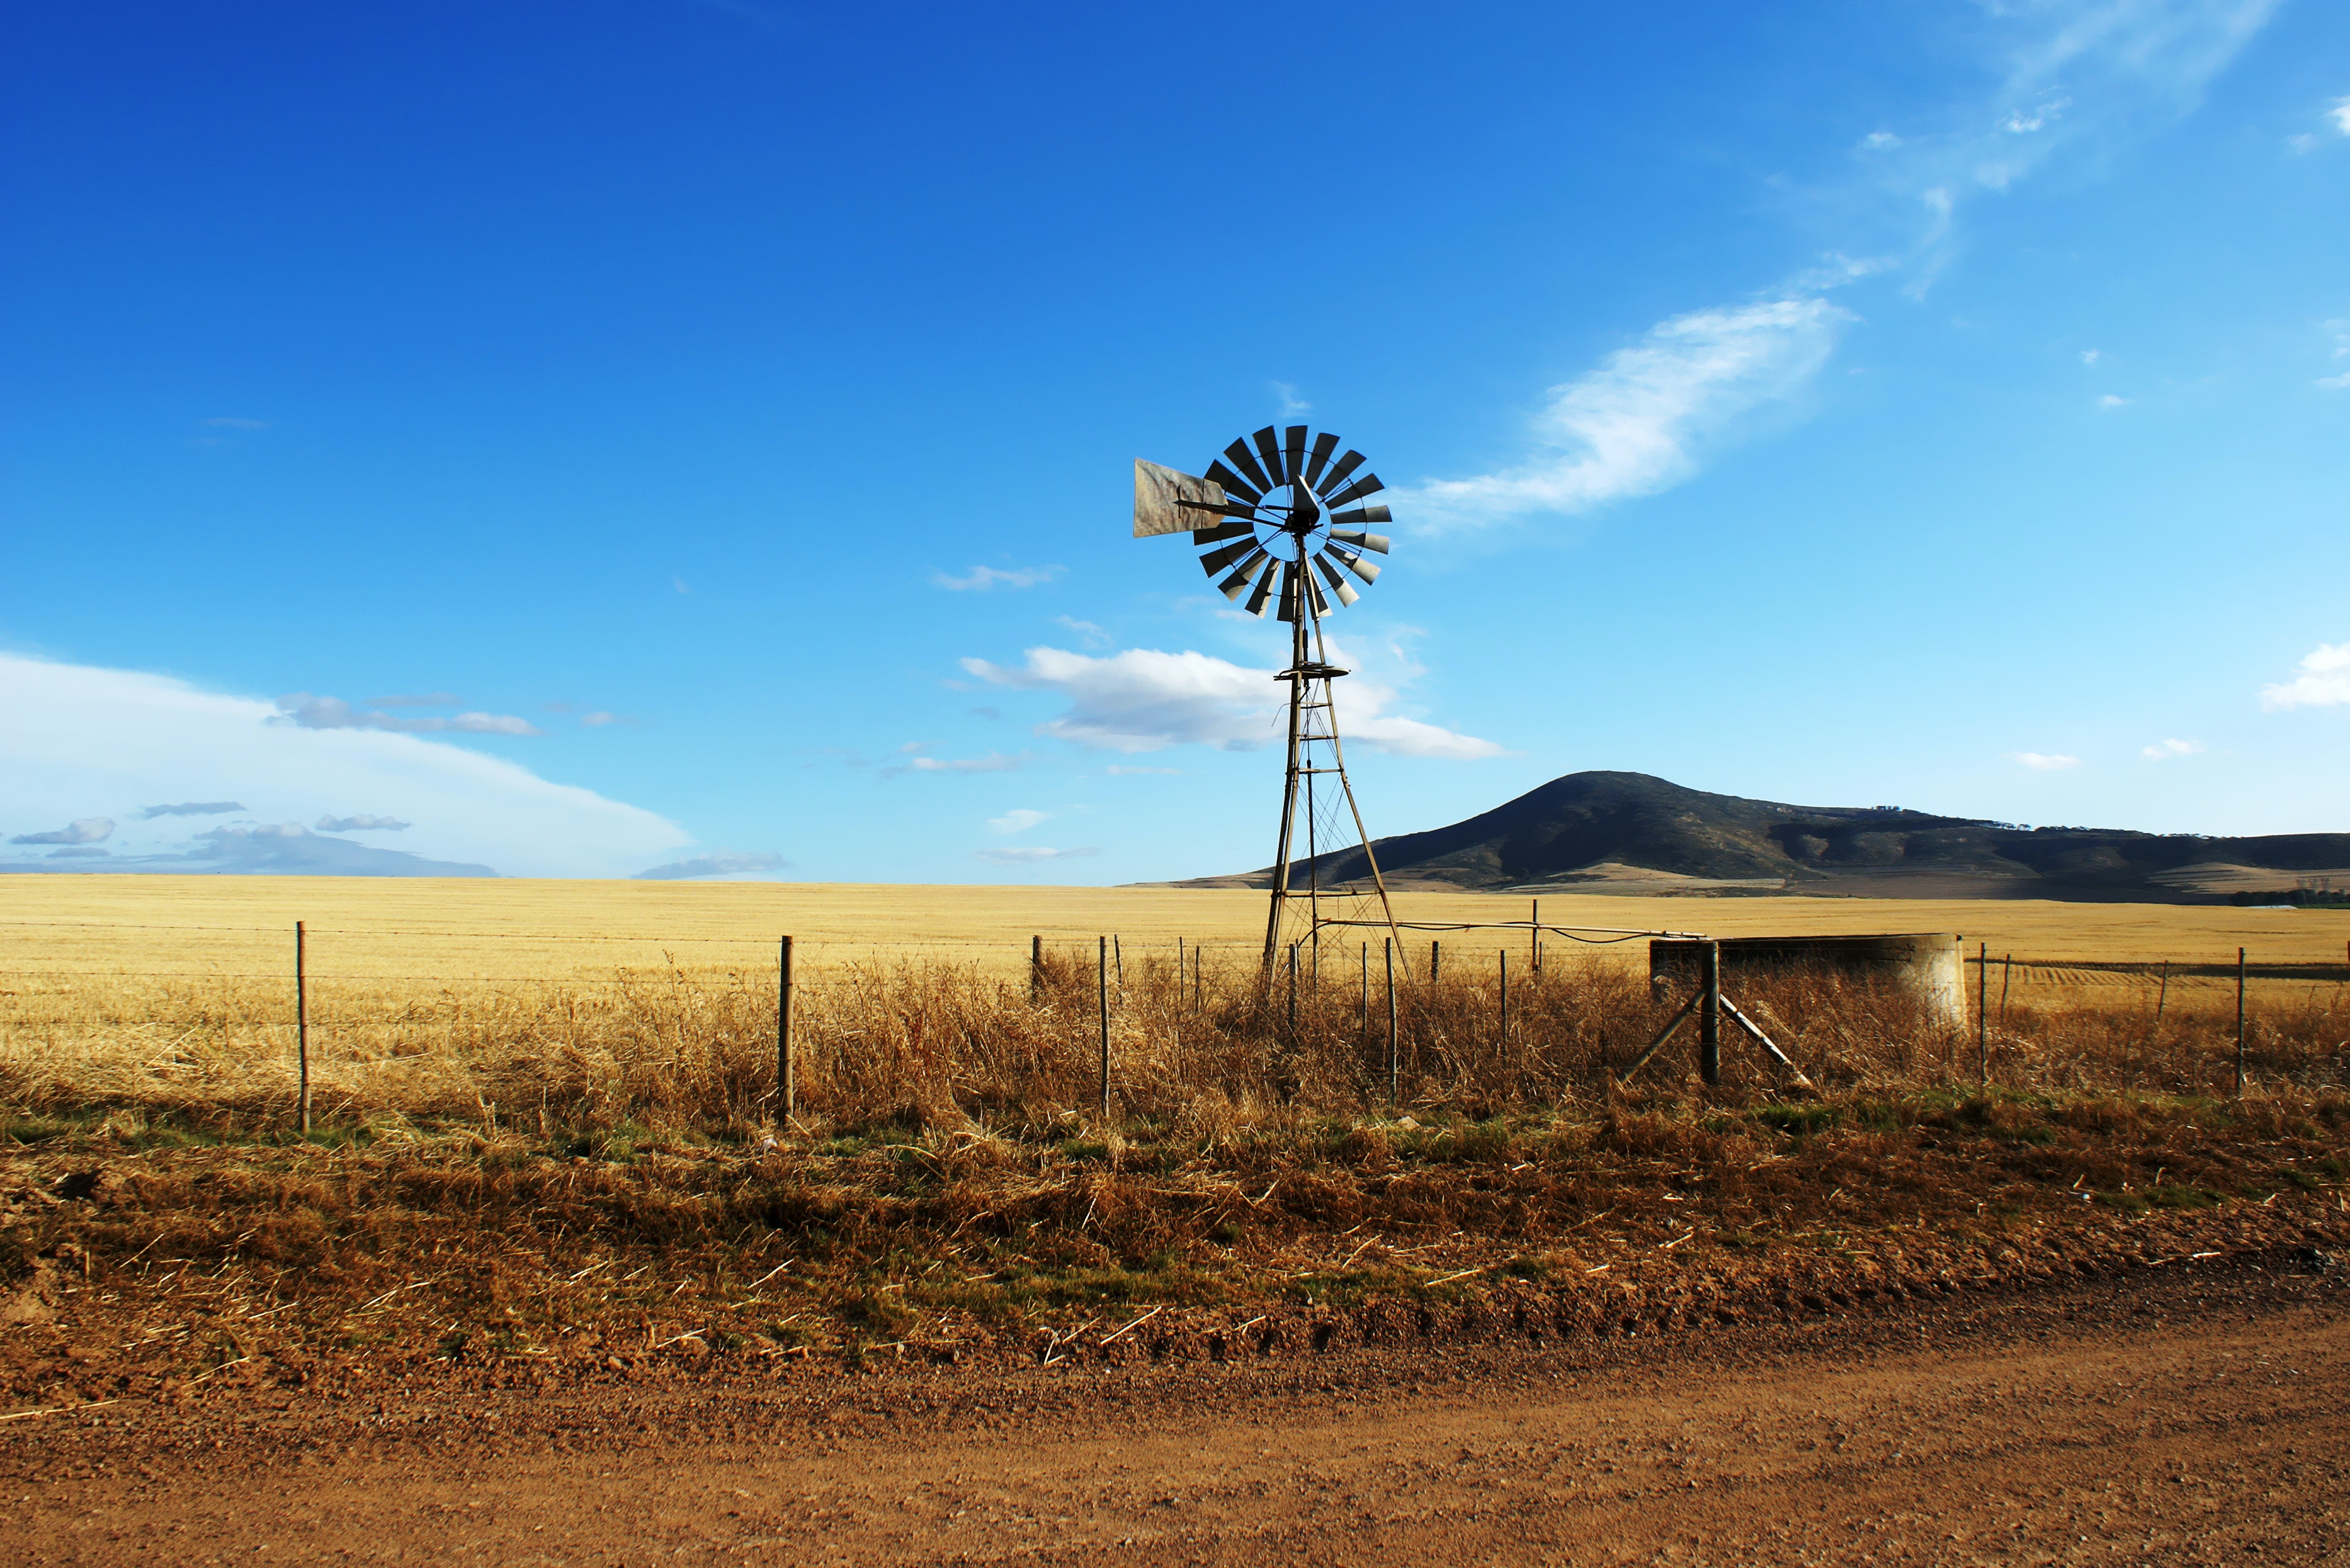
[1176,771,2350,903]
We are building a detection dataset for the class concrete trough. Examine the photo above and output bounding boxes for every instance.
[1650,933,1967,1028]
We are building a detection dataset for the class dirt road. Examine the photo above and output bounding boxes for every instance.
[10,1257,2346,1565]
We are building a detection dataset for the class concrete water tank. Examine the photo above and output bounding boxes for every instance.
[1649,934,1967,1028]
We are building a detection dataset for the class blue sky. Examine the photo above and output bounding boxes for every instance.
[5,1,2349,882]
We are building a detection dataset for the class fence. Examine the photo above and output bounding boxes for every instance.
[4,919,2345,1137]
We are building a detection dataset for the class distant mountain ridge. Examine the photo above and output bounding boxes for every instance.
[1178,771,2350,903]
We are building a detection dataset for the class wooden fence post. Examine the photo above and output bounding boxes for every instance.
[1977,941,1989,1085]
[1531,898,1540,974]
[296,921,310,1135]
[778,935,796,1122]
[1999,953,2012,1028]
[1430,940,1441,987]
[1499,948,1509,1060]
[1699,940,1720,1088]
[1031,935,1043,1003]
[1098,936,1111,1118]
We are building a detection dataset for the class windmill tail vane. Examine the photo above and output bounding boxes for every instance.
[1134,424,1406,975]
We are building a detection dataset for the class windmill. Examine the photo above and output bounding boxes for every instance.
[1134,424,1407,973]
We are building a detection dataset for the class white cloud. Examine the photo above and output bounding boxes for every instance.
[2097,394,2131,408]
[2331,96,2350,135]
[581,710,618,726]
[960,645,1502,759]
[137,800,244,819]
[986,807,1050,834]
[1397,299,1851,531]
[2261,641,2350,710]
[275,693,544,737]
[0,652,684,877]
[632,849,785,881]
[2009,751,2082,771]
[1862,130,1902,149]
[1272,382,1311,418]
[10,817,113,846]
[2081,348,2101,364]
[2140,737,2205,759]
[973,846,1100,866]
[931,564,1065,591]
[316,814,411,831]
[881,743,1023,777]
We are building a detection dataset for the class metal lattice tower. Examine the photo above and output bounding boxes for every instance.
[1133,424,1408,975]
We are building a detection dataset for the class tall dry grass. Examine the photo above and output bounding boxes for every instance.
[4,940,2346,1140]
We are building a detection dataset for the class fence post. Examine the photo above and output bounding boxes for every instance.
[1177,936,1184,1015]
[1195,943,1203,1014]
[1531,898,1540,974]
[1385,937,1398,1106]
[1286,943,1298,1045]
[778,935,796,1122]
[1098,936,1111,1118]
[2235,946,2247,1097]
[1114,934,1123,990]
[1359,941,1368,1033]
[1031,935,1043,1003]
[1699,940,1720,1088]
[1999,953,2012,1028]
[1431,940,1441,987]
[1977,941,1989,1085]
[295,921,310,1135]
[1499,948,1509,1057]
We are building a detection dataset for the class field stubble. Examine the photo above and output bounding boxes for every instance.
[3,878,2349,1417]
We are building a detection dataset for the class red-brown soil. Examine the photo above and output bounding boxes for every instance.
[8,1247,2346,1565]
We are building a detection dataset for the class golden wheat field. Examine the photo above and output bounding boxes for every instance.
[1,874,2345,1140]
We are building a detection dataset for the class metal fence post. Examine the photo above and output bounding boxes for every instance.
[1098,935,1111,1118]
[1977,941,1989,1085]
[1385,937,1398,1106]
[2235,946,2247,1097]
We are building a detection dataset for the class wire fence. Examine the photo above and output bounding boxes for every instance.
[4,920,2346,1135]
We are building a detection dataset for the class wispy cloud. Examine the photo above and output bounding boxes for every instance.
[2262,642,2350,709]
[138,800,244,819]
[368,692,461,708]
[2009,751,2082,771]
[273,694,544,737]
[2140,737,2205,760]
[931,564,1065,591]
[1272,382,1310,418]
[882,742,1023,777]
[2330,96,2350,136]
[986,807,1050,834]
[631,849,786,880]
[1105,763,1183,776]
[11,817,113,845]
[973,845,1099,866]
[960,645,1502,760]
[1397,1,2279,533]
[316,814,411,832]
[1054,615,1111,649]
[1399,300,1849,531]
[2097,394,2131,408]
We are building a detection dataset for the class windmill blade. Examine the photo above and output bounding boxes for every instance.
[1313,553,1360,607]
[1217,548,1270,599]
[1303,569,1329,618]
[1324,473,1383,509]
[1282,426,1307,484]
[1302,431,1339,487]
[1329,528,1390,554]
[1329,504,1391,526]
[1189,519,1254,545]
[1243,560,1278,616]
[1204,460,1263,507]
[1132,460,1228,538]
[1224,438,1274,494]
[1200,537,1261,575]
[1315,448,1366,496]
[1324,544,1382,585]
[1251,426,1286,485]
[1274,560,1300,622]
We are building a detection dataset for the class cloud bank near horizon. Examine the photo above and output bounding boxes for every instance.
[1,652,687,878]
